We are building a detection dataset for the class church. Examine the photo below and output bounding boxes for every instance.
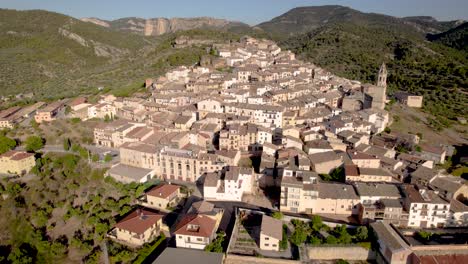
[342,63,387,111]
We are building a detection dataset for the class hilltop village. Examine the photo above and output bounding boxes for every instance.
[0,36,466,263]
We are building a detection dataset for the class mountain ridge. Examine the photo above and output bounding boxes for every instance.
[80,16,250,36]
[256,5,464,37]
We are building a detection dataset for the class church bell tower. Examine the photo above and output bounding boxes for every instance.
[377,62,387,87]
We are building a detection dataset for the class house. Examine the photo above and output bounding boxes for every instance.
[418,144,447,164]
[359,199,408,227]
[107,208,167,247]
[394,92,423,108]
[174,214,218,250]
[259,215,282,251]
[371,222,412,264]
[107,163,155,183]
[428,176,467,200]
[315,182,360,216]
[345,165,395,183]
[141,184,182,210]
[308,151,343,174]
[0,150,36,175]
[304,139,333,155]
[354,183,401,205]
[446,199,468,227]
[34,101,64,123]
[410,166,438,186]
[203,167,254,201]
[348,151,380,168]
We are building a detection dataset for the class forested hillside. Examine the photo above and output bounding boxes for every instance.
[257,6,468,124]
[428,22,468,51]
[0,9,245,100]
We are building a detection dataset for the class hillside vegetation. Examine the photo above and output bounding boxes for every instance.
[0,10,246,100]
[428,22,468,51]
[257,6,468,124]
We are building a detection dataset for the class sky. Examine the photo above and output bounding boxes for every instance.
[1,0,467,25]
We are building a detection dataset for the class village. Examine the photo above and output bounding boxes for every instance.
[0,36,467,264]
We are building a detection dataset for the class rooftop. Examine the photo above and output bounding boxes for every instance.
[114,209,163,234]
[146,184,180,199]
[261,215,282,240]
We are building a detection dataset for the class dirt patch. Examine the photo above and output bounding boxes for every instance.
[389,104,468,145]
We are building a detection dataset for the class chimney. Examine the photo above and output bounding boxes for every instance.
[137,209,143,219]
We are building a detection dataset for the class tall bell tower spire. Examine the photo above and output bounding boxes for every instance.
[377,62,387,87]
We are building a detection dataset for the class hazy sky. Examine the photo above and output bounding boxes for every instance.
[1,0,467,25]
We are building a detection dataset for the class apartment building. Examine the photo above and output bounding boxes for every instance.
[155,147,227,182]
[219,124,272,154]
[280,169,319,214]
[402,185,450,228]
[203,167,254,201]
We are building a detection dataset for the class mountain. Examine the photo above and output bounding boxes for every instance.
[256,5,463,38]
[0,9,245,99]
[428,22,468,51]
[401,16,465,34]
[0,9,150,97]
[265,6,468,122]
[80,16,250,36]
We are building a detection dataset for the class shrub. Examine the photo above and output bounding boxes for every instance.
[355,226,368,241]
[0,135,16,154]
[272,211,283,220]
[24,136,44,152]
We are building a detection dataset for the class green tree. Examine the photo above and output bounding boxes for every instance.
[355,226,368,241]
[279,224,288,250]
[308,235,322,245]
[63,138,71,151]
[8,246,33,264]
[272,211,283,220]
[290,227,308,246]
[310,215,324,232]
[104,154,113,163]
[325,235,338,244]
[91,154,99,162]
[205,231,225,253]
[0,135,16,154]
[417,231,433,241]
[24,136,44,152]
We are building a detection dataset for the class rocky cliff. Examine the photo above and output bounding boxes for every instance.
[81,17,248,36]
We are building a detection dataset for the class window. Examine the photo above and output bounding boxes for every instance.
[197,238,203,241]
[265,237,269,240]
[264,243,269,247]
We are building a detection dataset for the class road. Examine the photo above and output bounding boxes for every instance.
[17,144,120,168]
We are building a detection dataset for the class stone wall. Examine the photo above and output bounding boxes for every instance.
[307,246,376,261]
[225,254,300,264]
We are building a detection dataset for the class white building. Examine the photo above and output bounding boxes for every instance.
[204,167,254,201]
[403,186,450,228]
